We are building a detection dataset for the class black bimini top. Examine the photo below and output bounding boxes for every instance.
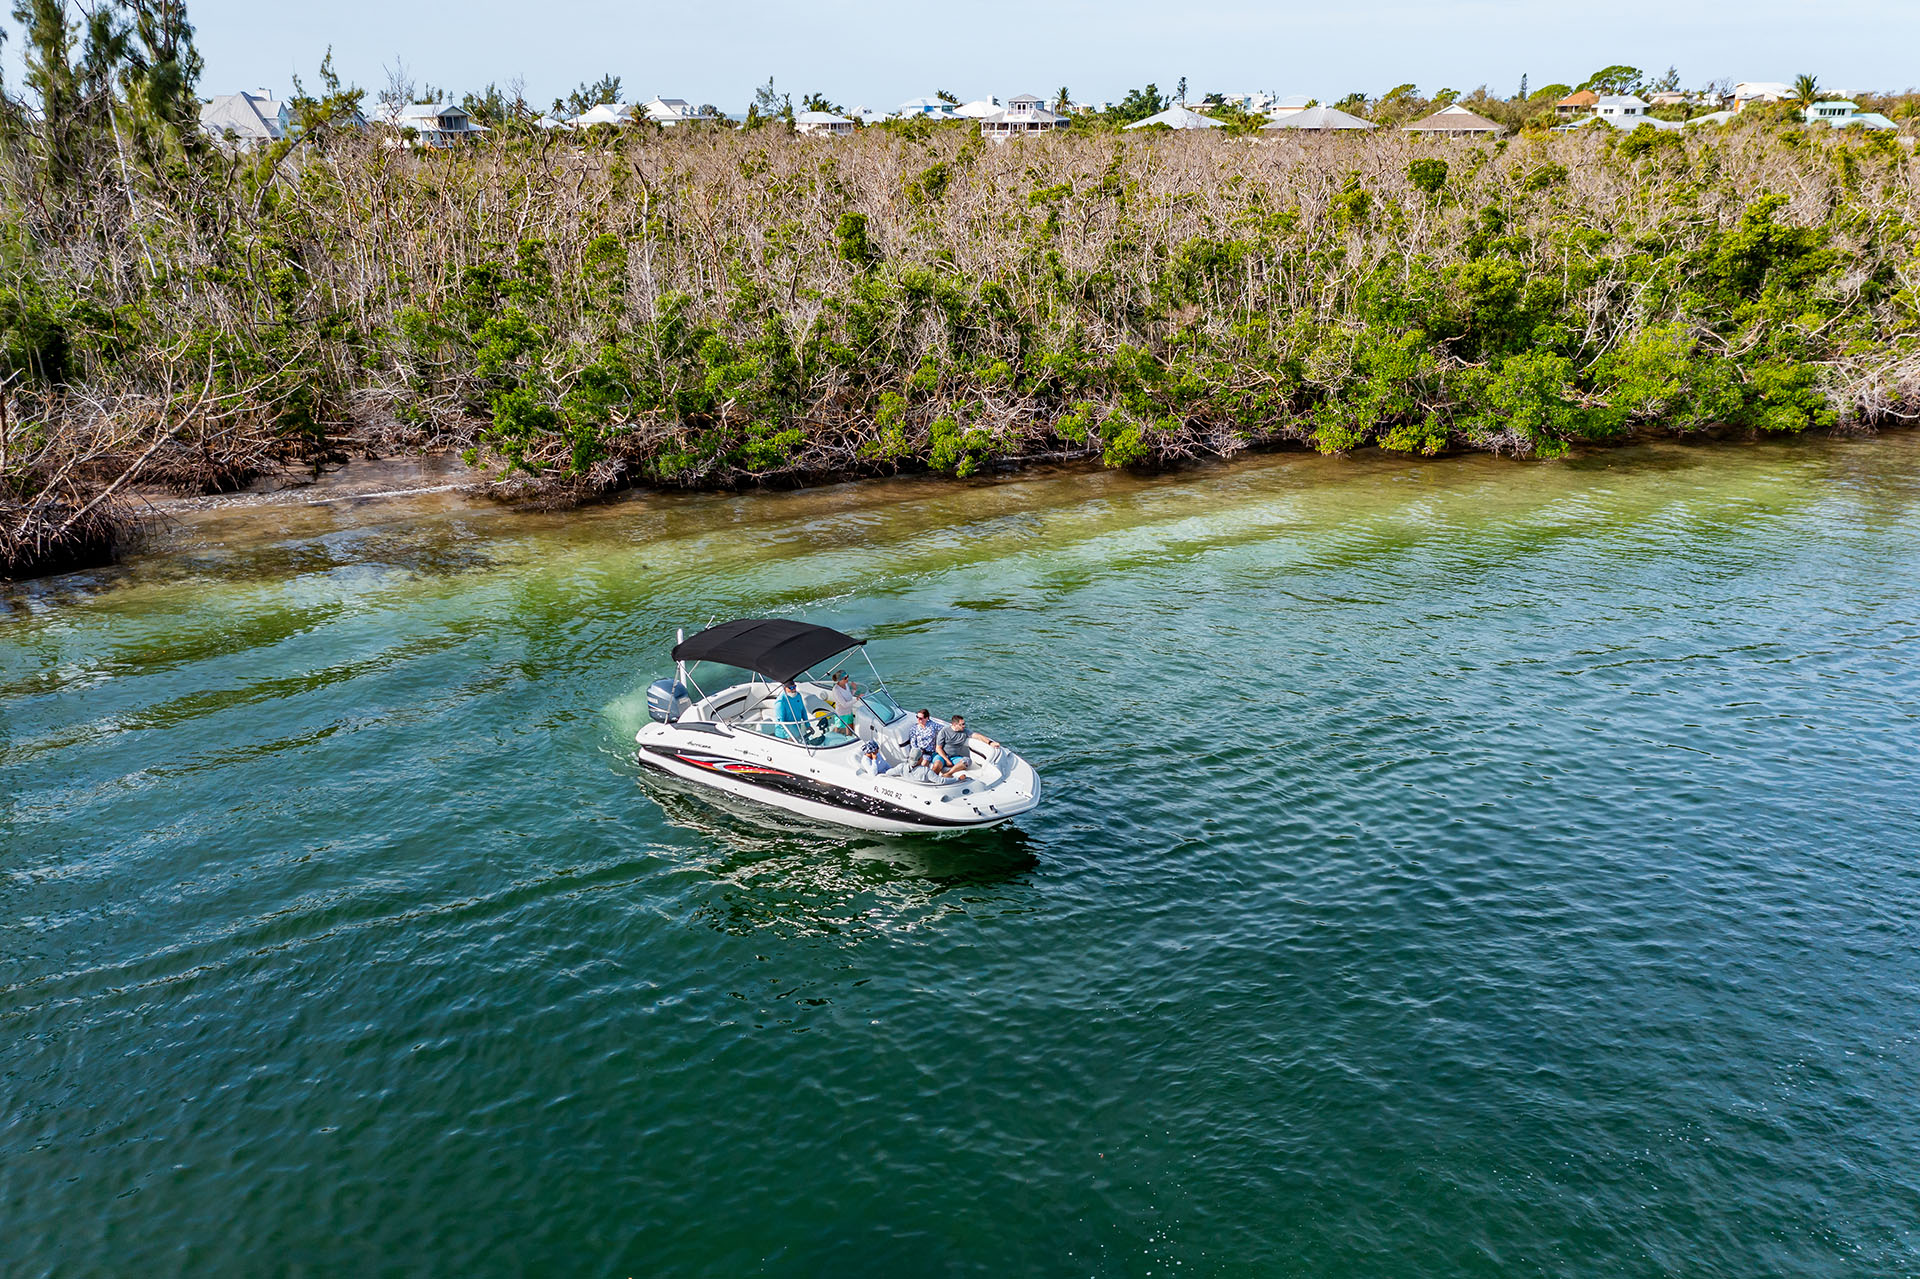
[671,619,864,683]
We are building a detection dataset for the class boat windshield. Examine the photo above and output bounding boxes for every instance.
[858,686,904,723]
[801,660,906,725]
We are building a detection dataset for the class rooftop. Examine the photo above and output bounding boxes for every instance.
[1261,105,1375,131]
[1405,104,1503,134]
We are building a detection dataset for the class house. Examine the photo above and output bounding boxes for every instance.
[376,102,486,147]
[1559,112,1681,133]
[643,97,720,125]
[1803,99,1897,129]
[978,96,1065,140]
[1404,104,1504,137]
[571,102,639,128]
[794,110,854,137]
[1260,105,1375,132]
[1733,82,1792,111]
[1123,104,1224,131]
[1554,90,1598,117]
[1647,90,1692,107]
[1592,94,1650,120]
[199,90,288,147]
[1218,91,1275,113]
[850,107,890,125]
[895,97,959,120]
[953,98,1001,119]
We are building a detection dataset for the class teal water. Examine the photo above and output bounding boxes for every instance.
[4,437,1919,1276]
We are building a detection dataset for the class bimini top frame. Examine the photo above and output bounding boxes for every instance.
[670,618,864,685]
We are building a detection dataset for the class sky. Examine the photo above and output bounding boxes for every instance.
[6,0,1919,110]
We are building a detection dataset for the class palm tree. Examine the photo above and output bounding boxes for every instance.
[1791,74,1821,111]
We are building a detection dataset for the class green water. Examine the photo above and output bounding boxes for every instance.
[5,437,1920,1276]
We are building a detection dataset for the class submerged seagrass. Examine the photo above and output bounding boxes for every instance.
[5,92,1920,572]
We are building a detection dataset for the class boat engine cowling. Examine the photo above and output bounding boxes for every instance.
[647,678,689,723]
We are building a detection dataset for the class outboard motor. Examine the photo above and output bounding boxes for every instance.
[647,678,688,723]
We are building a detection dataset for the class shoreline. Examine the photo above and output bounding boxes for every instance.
[4,423,1888,588]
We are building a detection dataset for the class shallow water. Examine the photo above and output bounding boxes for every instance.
[4,437,1919,1276]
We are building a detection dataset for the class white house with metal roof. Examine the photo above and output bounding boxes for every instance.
[978,96,1065,140]
[895,97,959,120]
[643,97,720,125]
[571,102,638,128]
[1261,105,1375,132]
[375,102,486,147]
[1124,104,1224,131]
[1733,82,1792,111]
[794,110,854,136]
[1803,100,1897,129]
[200,91,288,147]
[1592,95,1651,121]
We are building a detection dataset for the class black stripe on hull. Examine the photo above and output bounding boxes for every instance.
[638,744,995,829]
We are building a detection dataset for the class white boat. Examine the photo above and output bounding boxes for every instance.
[635,619,1041,834]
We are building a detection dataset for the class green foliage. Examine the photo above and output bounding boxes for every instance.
[1463,351,1614,457]
[1311,328,1441,453]
[0,278,71,385]
[1109,85,1168,126]
[1330,177,1372,227]
[927,414,997,476]
[559,73,622,117]
[1741,359,1833,433]
[1407,158,1449,196]
[1707,194,1836,298]
[1099,413,1151,467]
[1616,124,1683,160]
[1595,324,1742,431]
[1579,65,1644,95]
[834,212,877,268]
[1522,162,1568,191]
[906,161,952,205]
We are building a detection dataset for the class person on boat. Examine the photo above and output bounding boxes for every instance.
[854,740,894,775]
[932,714,1002,780]
[773,680,810,741]
[931,714,973,778]
[909,709,941,775]
[824,670,860,735]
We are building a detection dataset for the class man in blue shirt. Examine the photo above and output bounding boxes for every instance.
[773,680,809,741]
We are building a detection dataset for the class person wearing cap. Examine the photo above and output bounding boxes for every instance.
[854,739,894,775]
[824,669,860,735]
[773,679,809,742]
